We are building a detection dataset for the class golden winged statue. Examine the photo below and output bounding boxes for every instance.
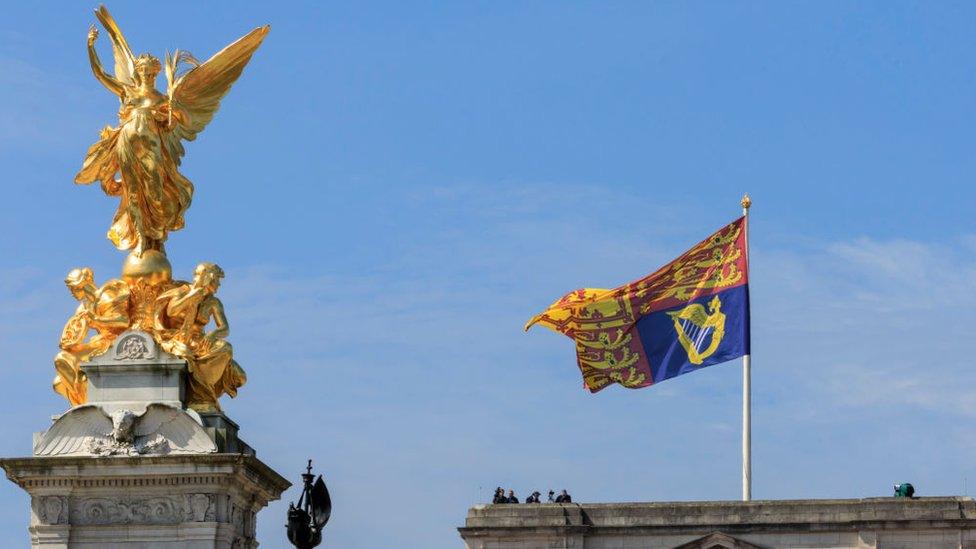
[76,5,269,256]
[49,6,267,409]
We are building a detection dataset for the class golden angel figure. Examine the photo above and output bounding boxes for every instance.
[75,5,269,255]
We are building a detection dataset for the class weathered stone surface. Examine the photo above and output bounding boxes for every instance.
[2,454,290,548]
[82,331,187,413]
[459,497,976,548]
[199,411,254,455]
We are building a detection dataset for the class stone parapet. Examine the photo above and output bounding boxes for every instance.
[459,497,976,548]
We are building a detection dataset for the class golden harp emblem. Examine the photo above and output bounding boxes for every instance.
[667,295,726,365]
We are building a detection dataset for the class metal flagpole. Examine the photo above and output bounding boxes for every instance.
[741,193,752,501]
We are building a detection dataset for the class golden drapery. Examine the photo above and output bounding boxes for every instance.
[76,100,193,250]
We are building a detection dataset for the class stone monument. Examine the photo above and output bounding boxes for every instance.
[1,6,289,547]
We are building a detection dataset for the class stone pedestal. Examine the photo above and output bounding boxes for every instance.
[2,331,290,548]
[82,330,188,413]
[2,454,288,548]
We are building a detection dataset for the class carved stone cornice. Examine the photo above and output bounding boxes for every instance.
[1,454,290,505]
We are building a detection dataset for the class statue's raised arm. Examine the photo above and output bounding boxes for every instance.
[85,5,135,97]
[86,26,121,97]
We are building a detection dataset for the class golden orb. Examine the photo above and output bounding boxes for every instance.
[122,250,172,285]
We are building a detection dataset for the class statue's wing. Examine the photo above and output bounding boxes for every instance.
[133,403,182,437]
[167,25,269,150]
[134,404,217,453]
[94,5,136,86]
[34,405,113,456]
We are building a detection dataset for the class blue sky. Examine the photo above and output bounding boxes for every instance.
[1,2,975,547]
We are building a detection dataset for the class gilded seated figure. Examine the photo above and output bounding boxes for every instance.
[153,263,246,411]
[54,268,131,406]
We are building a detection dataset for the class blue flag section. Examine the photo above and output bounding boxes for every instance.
[637,285,750,384]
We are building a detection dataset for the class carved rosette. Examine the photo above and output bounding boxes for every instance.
[111,331,157,361]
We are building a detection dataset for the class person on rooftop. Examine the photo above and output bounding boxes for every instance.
[492,487,505,504]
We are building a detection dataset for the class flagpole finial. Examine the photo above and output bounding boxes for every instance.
[741,193,752,212]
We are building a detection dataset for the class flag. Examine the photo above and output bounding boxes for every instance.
[525,217,750,392]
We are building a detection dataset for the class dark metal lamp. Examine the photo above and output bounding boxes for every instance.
[286,460,331,548]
